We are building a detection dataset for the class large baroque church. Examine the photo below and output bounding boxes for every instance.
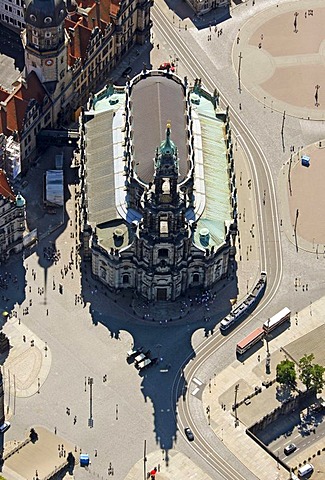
[79,71,237,301]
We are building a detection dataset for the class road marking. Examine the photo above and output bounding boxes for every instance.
[191,387,200,396]
[193,377,203,386]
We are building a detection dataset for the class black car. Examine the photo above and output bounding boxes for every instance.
[122,66,132,78]
[284,443,297,455]
[184,427,194,442]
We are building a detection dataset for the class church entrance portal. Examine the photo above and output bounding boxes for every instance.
[156,288,167,301]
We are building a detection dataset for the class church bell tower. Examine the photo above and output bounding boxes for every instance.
[23,0,68,91]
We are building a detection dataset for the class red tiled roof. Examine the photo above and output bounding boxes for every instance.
[66,0,120,65]
[66,17,92,64]
[0,71,47,137]
[0,87,9,103]
[110,0,119,18]
[0,169,15,201]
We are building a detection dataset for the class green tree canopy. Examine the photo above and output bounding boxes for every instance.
[311,363,325,393]
[299,354,325,392]
[299,353,314,390]
[276,359,296,388]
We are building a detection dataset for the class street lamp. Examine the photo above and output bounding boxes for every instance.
[88,377,94,427]
[293,12,299,33]
[266,319,271,374]
[315,84,320,107]
[238,52,242,93]
[143,439,147,480]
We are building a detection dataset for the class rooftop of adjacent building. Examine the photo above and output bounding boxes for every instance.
[0,169,16,202]
[0,71,48,139]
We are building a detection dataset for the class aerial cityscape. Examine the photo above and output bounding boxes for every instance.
[0,0,324,479]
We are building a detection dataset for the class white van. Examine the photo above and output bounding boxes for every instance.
[298,464,314,478]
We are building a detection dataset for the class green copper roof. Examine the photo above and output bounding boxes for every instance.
[16,192,26,207]
[159,123,177,156]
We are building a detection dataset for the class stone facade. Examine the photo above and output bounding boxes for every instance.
[80,71,237,302]
[0,171,26,263]
[0,0,25,31]
[185,0,229,16]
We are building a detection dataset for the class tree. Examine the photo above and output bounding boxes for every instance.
[311,363,325,393]
[276,359,296,388]
[299,354,325,392]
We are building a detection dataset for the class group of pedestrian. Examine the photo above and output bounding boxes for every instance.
[0,271,17,290]
[43,245,60,263]
[58,443,66,458]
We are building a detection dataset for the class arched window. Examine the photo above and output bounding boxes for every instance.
[123,274,129,284]
[193,273,199,283]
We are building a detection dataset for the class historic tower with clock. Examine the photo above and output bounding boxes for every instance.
[23,0,71,100]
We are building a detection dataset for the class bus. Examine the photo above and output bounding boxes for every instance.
[220,271,267,332]
[263,307,291,334]
[236,327,264,355]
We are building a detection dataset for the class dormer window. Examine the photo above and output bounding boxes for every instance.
[29,13,36,21]
[44,16,52,24]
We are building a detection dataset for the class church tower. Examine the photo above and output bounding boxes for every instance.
[142,123,187,240]
[23,0,68,93]
[153,122,179,206]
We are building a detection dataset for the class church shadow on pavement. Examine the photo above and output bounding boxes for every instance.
[79,259,238,464]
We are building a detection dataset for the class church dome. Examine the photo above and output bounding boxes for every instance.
[25,0,67,28]
[15,192,26,207]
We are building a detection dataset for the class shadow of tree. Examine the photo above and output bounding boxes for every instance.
[275,384,295,403]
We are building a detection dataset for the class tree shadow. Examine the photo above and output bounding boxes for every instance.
[275,384,295,403]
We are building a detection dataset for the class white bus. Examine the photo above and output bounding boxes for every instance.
[263,307,291,334]
[236,327,264,355]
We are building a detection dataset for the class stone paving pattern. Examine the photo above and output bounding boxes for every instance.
[1,1,325,480]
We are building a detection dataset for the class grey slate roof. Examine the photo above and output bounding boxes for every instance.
[131,75,188,184]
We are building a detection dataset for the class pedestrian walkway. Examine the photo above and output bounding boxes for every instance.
[231,0,325,120]
[201,295,325,480]
[124,448,213,480]
[3,426,76,480]
[279,141,325,254]
[2,315,51,399]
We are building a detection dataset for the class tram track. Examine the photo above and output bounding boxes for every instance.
[153,4,283,478]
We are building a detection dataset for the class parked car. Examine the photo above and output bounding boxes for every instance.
[0,421,10,433]
[136,358,152,371]
[284,443,297,455]
[134,352,147,364]
[184,427,194,442]
[158,62,175,73]
[126,347,143,360]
